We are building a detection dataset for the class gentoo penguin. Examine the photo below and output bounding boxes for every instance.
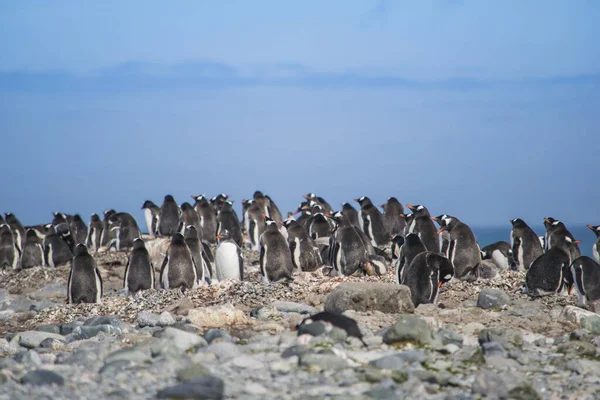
[210,193,229,215]
[381,197,405,237]
[253,191,272,219]
[544,219,581,260]
[341,202,360,228]
[216,200,243,247]
[480,241,512,271]
[524,235,577,297]
[510,218,543,271]
[159,233,198,290]
[184,225,211,285]
[431,215,454,256]
[107,212,142,251]
[44,224,73,267]
[352,223,388,276]
[396,233,426,284]
[405,207,439,254]
[141,200,160,235]
[180,203,203,237]
[307,206,331,240]
[390,234,405,260]
[192,195,217,245]
[587,225,600,263]
[124,238,155,293]
[68,244,102,304]
[401,213,415,236]
[265,195,283,224]
[87,213,103,252]
[56,222,76,252]
[51,211,69,227]
[565,256,600,309]
[215,229,244,281]
[245,199,264,251]
[21,229,45,269]
[400,251,454,307]
[4,213,25,251]
[71,214,88,245]
[304,193,334,214]
[329,211,368,276]
[158,195,181,236]
[0,224,20,270]
[259,217,294,283]
[437,217,481,281]
[241,199,251,234]
[282,219,322,272]
[296,311,367,346]
[101,209,116,246]
[543,217,558,251]
[355,196,390,247]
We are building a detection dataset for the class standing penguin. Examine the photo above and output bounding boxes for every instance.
[381,197,405,237]
[210,193,230,215]
[259,217,294,283]
[141,200,160,235]
[107,212,142,251]
[406,207,439,254]
[184,225,211,286]
[44,224,73,267]
[587,225,600,263]
[307,206,331,240]
[396,233,426,284]
[282,219,322,272]
[524,235,576,297]
[158,195,181,236]
[4,213,25,251]
[401,213,414,237]
[304,193,334,214]
[87,213,103,252]
[0,224,20,270]
[21,229,45,269]
[71,215,88,246]
[480,241,513,271]
[159,233,198,290]
[67,244,102,304]
[544,219,581,260]
[431,215,454,256]
[329,211,369,276]
[215,229,244,281]
[510,218,543,271]
[192,195,217,245]
[437,217,481,281]
[265,195,283,224]
[101,209,117,247]
[355,196,389,247]
[245,200,264,251]
[124,238,154,293]
[565,256,600,310]
[401,251,454,307]
[216,200,243,247]
[180,203,203,237]
[341,202,360,229]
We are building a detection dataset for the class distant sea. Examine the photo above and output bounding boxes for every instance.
[471,225,595,258]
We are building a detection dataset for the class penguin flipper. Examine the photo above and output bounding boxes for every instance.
[238,249,244,281]
[159,255,168,288]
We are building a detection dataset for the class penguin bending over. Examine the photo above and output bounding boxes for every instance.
[510,218,543,271]
[401,251,454,307]
[259,217,293,283]
[68,244,102,304]
[282,219,322,272]
[159,233,198,290]
[296,311,367,346]
[0,224,20,270]
[565,256,600,310]
[587,225,600,263]
[124,238,155,293]
[480,241,512,271]
[141,200,160,235]
[21,229,44,269]
[215,229,244,281]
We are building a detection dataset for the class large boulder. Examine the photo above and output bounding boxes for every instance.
[324,283,414,314]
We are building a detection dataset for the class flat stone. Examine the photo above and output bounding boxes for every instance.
[199,342,241,361]
[154,327,207,353]
[21,369,65,386]
[324,283,414,314]
[29,284,67,301]
[583,315,600,335]
[272,301,317,314]
[188,305,250,328]
[156,376,224,399]
[478,328,523,351]
[67,324,121,341]
[557,340,597,357]
[137,311,160,328]
[84,315,123,328]
[177,362,212,382]
[60,322,83,335]
[562,306,598,325]
[104,347,151,365]
[299,353,351,370]
[18,331,66,349]
[477,288,511,309]
[35,324,60,335]
[383,315,437,346]
[203,329,234,344]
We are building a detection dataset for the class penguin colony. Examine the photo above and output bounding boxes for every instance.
[2,194,600,311]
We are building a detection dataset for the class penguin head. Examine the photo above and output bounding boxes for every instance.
[263,216,279,231]
[543,217,557,229]
[404,233,423,247]
[132,237,146,250]
[221,200,234,211]
[406,204,429,217]
[184,225,199,240]
[73,214,83,222]
[253,191,264,200]
[25,228,39,240]
[304,193,317,200]
[90,213,100,222]
[104,209,116,219]
[388,197,399,203]
[164,194,175,202]
[216,229,231,241]
[180,202,193,211]
[0,224,12,235]
[142,200,157,209]
[171,233,185,245]
[431,215,448,227]
[281,219,299,230]
[354,196,372,207]
[587,225,600,237]
[510,218,525,227]
[74,243,89,256]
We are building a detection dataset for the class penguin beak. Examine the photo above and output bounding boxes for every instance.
[431,216,438,221]
[588,225,594,231]
[568,285,572,295]
[190,195,196,200]
[574,240,581,244]
[301,206,308,211]
[544,218,551,224]
[438,281,443,289]
[293,209,300,215]
[216,235,223,239]
[303,195,310,200]
[437,228,444,235]
[261,213,266,221]
[279,221,284,226]
[324,214,331,218]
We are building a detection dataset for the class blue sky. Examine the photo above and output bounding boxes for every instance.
[1,1,599,246]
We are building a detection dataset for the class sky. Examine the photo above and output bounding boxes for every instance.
[1,1,599,248]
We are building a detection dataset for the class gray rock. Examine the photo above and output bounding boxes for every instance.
[29,284,67,301]
[200,342,241,361]
[203,329,234,344]
[155,327,207,352]
[297,321,327,337]
[18,331,66,349]
[20,349,42,367]
[369,354,408,370]
[30,301,57,312]
[477,288,510,309]
[0,338,20,356]
[84,315,123,328]
[158,311,176,327]
[105,347,151,365]
[38,337,64,350]
[157,376,224,399]
[324,283,414,314]
[383,315,436,346]
[35,324,60,334]
[281,345,309,359]
[177,362,212,382]
[438,328,463,346]
[557,340,597,357]
[299,353,351,370]
[570,329,590,341]
[137,311,160,328]
[272,301,317,314]
[583,315,600,335]
[254,305,280,321]
[60,322,83,335]
[67,324,121,341]
[472,369,509,398]
[478,328,523,351]
[21,369,65,386]
[561,305,598,325]
[0,294,34,313]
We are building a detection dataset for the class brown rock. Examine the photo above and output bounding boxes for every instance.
[324,283,414,314]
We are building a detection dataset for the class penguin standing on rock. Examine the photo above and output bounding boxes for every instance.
[282,219,322,272]
[192,195,217,245]
[159,233,198,290]
[68,244,102,304]
[564,256,600,310]
[510,218,543,271]
[215,229,244,281]
[158,195,181,236]
[587,225,600,263]
[21,229,45,269]
[0,224,20,270]
[396,233,426,284]
[87,213,103,252]
[400,251,454,307]
[381,197,405,237]
[437,217,480,281]
[124,238,155,293]
[259,217,294,283]
[141,200,160,235]
[524,235,577,297]
[355,196,389,247]
[217,201,243,247]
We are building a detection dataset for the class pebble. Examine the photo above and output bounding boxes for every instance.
[156,376,225,399]
[477,288,511,309]
[21,369,65,386]
[18,331,66,349]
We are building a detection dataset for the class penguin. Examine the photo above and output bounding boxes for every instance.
[216,200,243,247]
[51,212,69,228]
[510,218,543,271]
[192,195,217,245]
[587,225,600,263]
[4,213,25,251]
[71,214,88,245]
[87,213,103,252]
[184,225,211,285]
[282,219,322,272]
[304,193,334,214]
[107,212,142,251]
[55,223,76,252]
[124,238,155,293]
[352,223,389,276]
[544,219,581,260]
[141,200,160,235]
[400,251,454,307]
[159,233,198,290]
[241,199,252,234]
[381,197,405,237]
[0,224,20,270]
[396,233,426,284]
[180,202,203,237]
[259,217,294,283]
[543,217,559,251]
[406,204,431,218]
[524,235,577,297]
[296,311,367,346]
[307,206,331,240]
[329,211,369,276]
[355,196,390,247]
[158,195,181,236]
[437,217,481,281]
[100,209,117,247]
[44,224,73,267]
[480,241,512,271]
[210,193,229,215]
[21,229,45,269]
[390,235,405,260]
[431,215,454,256]
[341,202,360,229]
[265,195,283,224]
[214,229,244,281]
[401,213,415,236]
[67,244,102,304]
[406,209,439,254]
[245,200,264,251]
[565,256,600,309]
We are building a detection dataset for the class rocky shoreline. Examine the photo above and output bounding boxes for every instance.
[1,248,600,399]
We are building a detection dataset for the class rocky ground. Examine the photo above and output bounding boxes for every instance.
[1,246,600,399]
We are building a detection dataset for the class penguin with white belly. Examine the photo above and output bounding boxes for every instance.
[510,218,543,271]
[215,229,244,281]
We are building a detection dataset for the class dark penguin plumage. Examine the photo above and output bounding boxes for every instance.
[282,219,322,272]
[0,224,20,270]
[21,229,44,269]
[307,208,331,240]
[524,235,577,297]
[158,195,181,236]
[245,199,264,251]
[184,225,211,286]
[431,214,453,256]
[159,233,198,290]
[565,256,600,308]
[68,244,102,304]
[401,251,454,307]
[124,238,155,293]
[587,225,600,263]
[265,195,283,224]
[87,213,103,252]
[401,213,414,237]
[544,219,581,260]
[4,213,25,251]
[438,217,481,281]
[101,209,116,247]
[44,224,73,267]
[141,200,160,235]
[480,241,513,271]
[259,217,294,283]
[390,234,405,260]
[56,222,76,252]
[71,214,88,246]
[355,196,390,247]
[107,212,142,251]
[215,229,244,281]
[216,200,243,247]
[211,193,230,215]
[329,211,368,276]
[340,202,360,228]
[405,208,439,253]
[304,193,334,214]
[396,233,426,284]
[297,311,367,346]
[381,197,405,237]
[510,218,543,271]
[181,203,203,238]
[192,195,217,245]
